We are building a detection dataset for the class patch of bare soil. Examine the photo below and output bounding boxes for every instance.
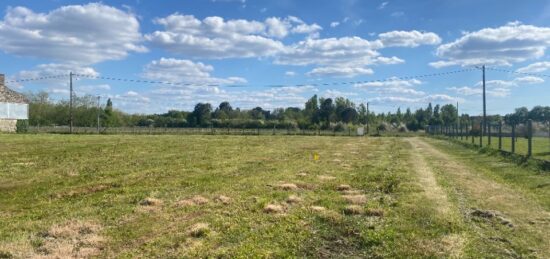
[343,205,364,215]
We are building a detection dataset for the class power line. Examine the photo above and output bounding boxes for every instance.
[6,68,476,88]
[6,75,68,83]
[485,67,550,78]
[72,68,476,88]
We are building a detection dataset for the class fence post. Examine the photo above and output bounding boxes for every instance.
[498,122,502,151]
[527,119,533,157]
[460,125,463,140]
[479,122,483,147]
[511,124,516,153]
[488,123,491,146]
[471,124,474,144]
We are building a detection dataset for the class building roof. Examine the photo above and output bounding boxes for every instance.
[0,74,29,104]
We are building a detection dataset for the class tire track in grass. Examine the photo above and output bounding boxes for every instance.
[416,137,550,257]
[406,138,465,257]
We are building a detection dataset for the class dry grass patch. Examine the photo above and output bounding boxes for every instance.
[297,172,308,177]
[34,220,103,258]
[286,195,303,204]
[342,190,362,195]
[214,195,231,205]
[176,195,210,207]
[343,205,364,215]
[188,223,210,238]
[278,183,298,191]
[264,204,285,214]
[318,175,336,181]
[310,206,326,212]
[342,194,367,205]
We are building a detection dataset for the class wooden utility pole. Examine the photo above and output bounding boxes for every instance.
[69,72,73,134]
[366,102,369,134]
[482,65,486,136]
[97,96,100,133]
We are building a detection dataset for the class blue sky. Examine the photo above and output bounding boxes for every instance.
[0,0,549,115]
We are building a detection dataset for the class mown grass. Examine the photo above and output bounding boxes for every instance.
[452,135,550,161]
[0,134,547,257]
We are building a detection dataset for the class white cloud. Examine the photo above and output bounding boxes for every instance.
[322,89,358,98]
[514,76,545,84]
[447,86,510,97]
[448,75,544,98]
[354,78,422,88]
[285,71,297,77]
[16,63,99,83]
[142,58,247,85]
[146,14,321,59]
[379,30,441,47]
[516,61,550,73]
[0,3,146,64]
[378,2,389,10]
[306,66,373,77]
[431,22,550,68]
[276,37,384,66]
[330,21,340,28]
[371,94,459,104]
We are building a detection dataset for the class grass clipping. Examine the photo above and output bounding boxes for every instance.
[34,220,103,258]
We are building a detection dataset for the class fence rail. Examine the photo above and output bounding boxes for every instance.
[427,120,550,162]
[27,126,370,137]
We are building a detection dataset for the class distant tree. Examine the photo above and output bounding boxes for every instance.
[319,98,334,126]
[188,103,212,127]
[440,104,458,126]
[304,95,320,125]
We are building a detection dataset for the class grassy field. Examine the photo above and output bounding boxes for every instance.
[0,134,549,258]
[451,136,550,161]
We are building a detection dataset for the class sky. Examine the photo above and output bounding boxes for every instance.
[0,0,549,115]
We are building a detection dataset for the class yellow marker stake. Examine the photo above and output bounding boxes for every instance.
[313,152,320,161]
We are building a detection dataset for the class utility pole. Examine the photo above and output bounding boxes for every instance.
[366,102,370,135]
[69,72,73,134]
[97,96,100,133]
[482,65,486,136]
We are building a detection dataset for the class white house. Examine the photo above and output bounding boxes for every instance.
[0,74,29,132]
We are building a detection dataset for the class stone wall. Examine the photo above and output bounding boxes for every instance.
[0,119,17,132]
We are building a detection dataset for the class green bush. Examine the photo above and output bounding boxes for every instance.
[16,120,28,133]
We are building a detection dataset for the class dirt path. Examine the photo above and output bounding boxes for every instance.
[408,137,550,257]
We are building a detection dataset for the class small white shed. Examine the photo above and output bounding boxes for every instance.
[0,74,29,132]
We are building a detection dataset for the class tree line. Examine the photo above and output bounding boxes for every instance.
[24,91,549,132]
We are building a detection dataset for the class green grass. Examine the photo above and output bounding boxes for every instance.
[0,134,548,257]
[451,135,550,161]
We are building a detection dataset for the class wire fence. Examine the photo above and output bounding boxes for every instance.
[427,120,550,161]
